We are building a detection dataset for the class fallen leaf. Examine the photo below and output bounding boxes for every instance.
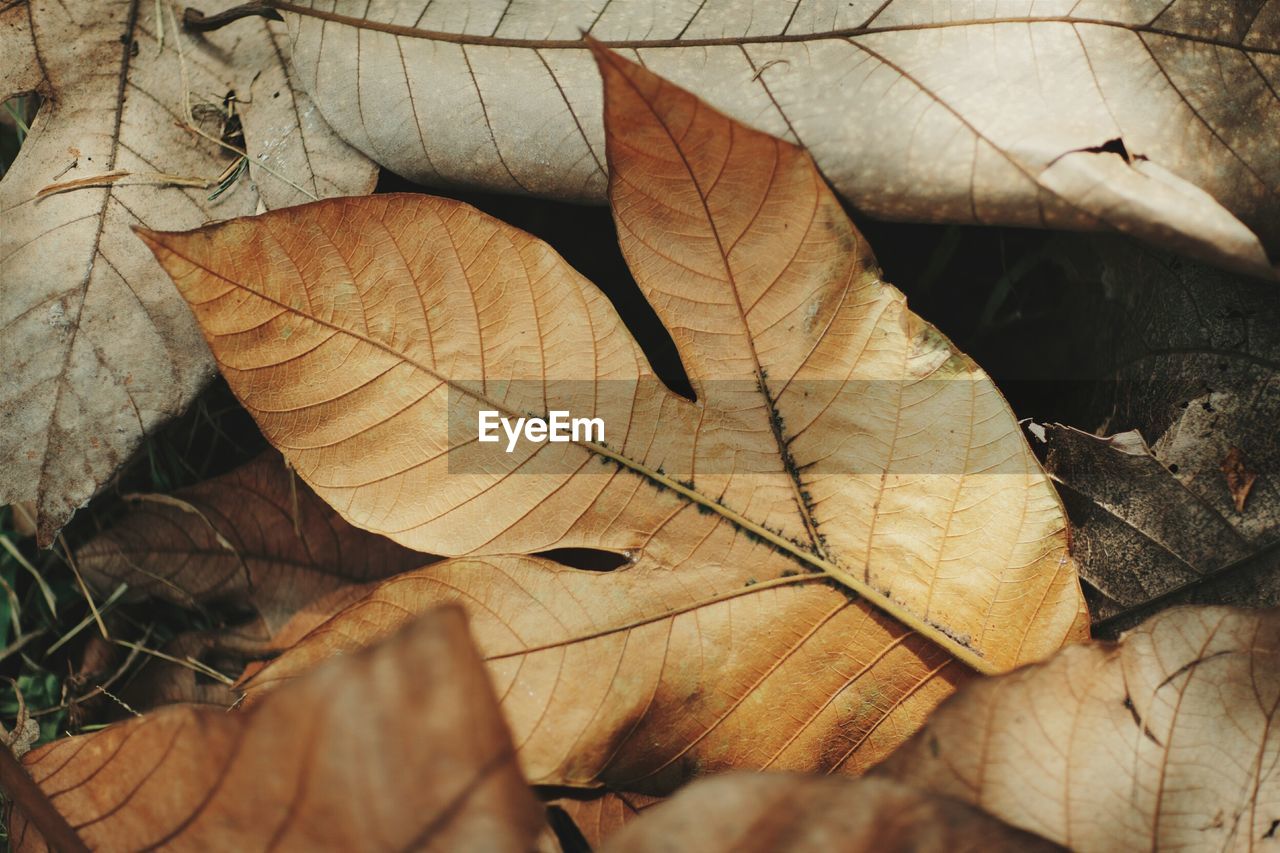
[0,0,378,545]
[9,606,547,851]
[273,0,1279,277]
[876,605,1280,853]
[1035,238,1280,632]
[1044,426,1280,632]
[238,555,966,788]
[142,46,1087,784]
[114,631,240,712]
[600,773,1059,852]
[76,452,424,641]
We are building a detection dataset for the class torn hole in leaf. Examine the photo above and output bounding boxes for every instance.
[534,548,632,572]
[0,94,41,178]
[544,805,592,853]
[1082,137,1142,164]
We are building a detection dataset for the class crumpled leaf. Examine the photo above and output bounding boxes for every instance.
[9,606,546,851]
[1034,238,1280,632]
[876,605,1280,853]
[141,45,1087,785]
[275,0,1279,277]
[0,0,378,545]
[599,773,1059,852]
[76,452,425,642]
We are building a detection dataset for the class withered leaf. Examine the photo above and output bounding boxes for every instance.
[76,452,424,641]
[9,606,546,851]
[877,605,1280,853]
[276,0,1279,276]
[241,555,971,787]
[1036,238,1280,632]
[142,47,1087,784]
[0,0,377,545]
[1046,426,1280,632]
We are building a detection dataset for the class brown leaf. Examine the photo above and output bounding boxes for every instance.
[141,47,1086,783]
[114,632,240,712]
[599,773,1060,852]
[9,606,546,851]
[0,0,377,545]
[241,553,986,789]
[277,1,1279,277]
[876,605,1280,852]
[76,452,424,641]
[1036,238,1280,632]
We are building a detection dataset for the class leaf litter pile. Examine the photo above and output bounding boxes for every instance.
[0,2,1278,851]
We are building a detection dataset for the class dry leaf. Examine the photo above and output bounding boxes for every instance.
[239,555,974,787]
[142,47,1086,783]
[1034,238,1280,632]
[76,452,424,641]
[1046,427,1280,633]
[0,0,378,545]
[600,773,1060,852]
[9,606,546,851]
[877,605,1280,852]
[275,0,1279,277]
[114,631,241,712]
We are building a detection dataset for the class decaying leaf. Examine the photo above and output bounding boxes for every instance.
[1045,426,1280,632]
[1035,238,1280,631]
[274,0,1279,276]
[0,0,377,545]
[599,774,1060,852]
[76,452,424,641]
[877,605,1280,853]
[140,45,1087,784]
[9,606,546,851]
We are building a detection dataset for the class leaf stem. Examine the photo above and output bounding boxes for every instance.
[181,1,281,32]
[0,745,88,853]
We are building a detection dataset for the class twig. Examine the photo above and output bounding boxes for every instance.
[57,536,107,641]
[37,170,213,198]
[0,536,57,618]
[44,585,128,656]
[111,639,235,686]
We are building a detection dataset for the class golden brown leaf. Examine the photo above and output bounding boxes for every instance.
[876,606,1280,852]
[599,773,1060,852]
[141,48,1086,783]
[10,607,545,851]
[76,453,424,641]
